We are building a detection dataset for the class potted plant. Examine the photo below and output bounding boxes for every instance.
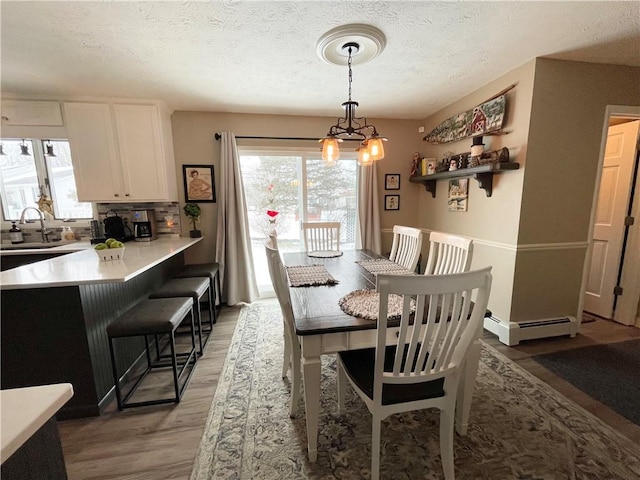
[183,203,202,238]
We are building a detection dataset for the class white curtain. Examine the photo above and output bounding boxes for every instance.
[356,163,382,254]
[215,132,259,305]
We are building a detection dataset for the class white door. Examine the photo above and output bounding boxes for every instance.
[584,120,640,318]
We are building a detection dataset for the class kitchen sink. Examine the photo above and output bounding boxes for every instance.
[0,241,81,251]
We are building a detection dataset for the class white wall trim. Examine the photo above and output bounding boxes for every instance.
[383,228,588,252]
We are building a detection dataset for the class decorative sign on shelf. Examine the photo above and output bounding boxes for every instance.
[422,84,515,145]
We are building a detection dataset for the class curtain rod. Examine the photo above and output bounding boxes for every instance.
[214,133,361,142]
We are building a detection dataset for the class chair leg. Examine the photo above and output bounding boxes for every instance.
[289,346,301,418]
[282,332,291,378]
[371,416,381,480]
[440,406,456,480]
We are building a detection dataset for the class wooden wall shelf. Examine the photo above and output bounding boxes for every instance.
[409,162,520,197]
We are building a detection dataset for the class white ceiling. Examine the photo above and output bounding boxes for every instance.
[1,1,639,120]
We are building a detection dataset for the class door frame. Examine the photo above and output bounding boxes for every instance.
[579,105,640,325]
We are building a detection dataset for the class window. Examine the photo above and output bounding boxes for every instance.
[239,147,358,294]
[0,138,92,221]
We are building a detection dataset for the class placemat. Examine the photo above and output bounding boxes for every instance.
[338,289,415,321]
[356,258,413,276]
[286,264,339,287]
[307,250,344,258]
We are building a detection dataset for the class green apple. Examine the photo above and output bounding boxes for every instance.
[110,241,125,249]
[105,238,118,247]
[94,243,108,250]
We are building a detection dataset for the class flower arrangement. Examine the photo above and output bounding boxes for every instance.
[262,184,281,237]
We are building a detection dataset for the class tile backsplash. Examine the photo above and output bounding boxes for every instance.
[1,202,182,243]
[96,202,182,236]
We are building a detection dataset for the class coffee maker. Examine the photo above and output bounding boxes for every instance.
[132,209,158,242]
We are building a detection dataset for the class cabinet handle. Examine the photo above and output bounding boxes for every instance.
[125,193,130,197]
[114,193,120,197]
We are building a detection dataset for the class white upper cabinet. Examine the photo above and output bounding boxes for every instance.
[1,100,64,126]
[63,102,178,202]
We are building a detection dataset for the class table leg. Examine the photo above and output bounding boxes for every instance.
[301,345,322,462]
[456,339,481,435]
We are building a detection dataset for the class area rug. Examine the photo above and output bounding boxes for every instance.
[190,301,640,480]
[533,339,640,425]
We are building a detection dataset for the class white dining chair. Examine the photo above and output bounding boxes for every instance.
[302,221,341,252]
[337,267,492,480]
[424,231,474,275]
[264,242,301,417]
[388,225,423,271]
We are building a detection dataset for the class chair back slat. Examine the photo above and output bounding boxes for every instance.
[389,225,423,271]
[264,243,296,337]
[302,222,341,252]
[424,231,473,275]
[373,268,492,403]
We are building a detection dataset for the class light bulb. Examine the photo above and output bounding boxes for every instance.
[367,137,385,161]
[357,145,372,166]
[321,137,341,164]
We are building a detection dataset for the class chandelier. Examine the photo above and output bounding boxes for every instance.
[317,25,387,166]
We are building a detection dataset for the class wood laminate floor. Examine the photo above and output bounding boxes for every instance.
[58,306,640,479]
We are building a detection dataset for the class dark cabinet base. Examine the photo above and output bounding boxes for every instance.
[1,253,184,418]
[1,417,68,480]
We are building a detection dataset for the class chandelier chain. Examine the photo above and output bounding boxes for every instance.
[347,46,353,102]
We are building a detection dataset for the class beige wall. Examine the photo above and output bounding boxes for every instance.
[510,59,640,321]
[417,58,640,324]
[416,60,536,320]
[170,111,420,264]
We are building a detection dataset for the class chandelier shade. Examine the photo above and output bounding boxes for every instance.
[318,27,387,166]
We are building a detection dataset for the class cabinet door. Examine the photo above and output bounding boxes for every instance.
[63,103,124,201]
[112,104,169,201]
[2,100,63,126]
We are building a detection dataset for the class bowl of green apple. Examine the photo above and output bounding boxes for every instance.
[94,238,125,261]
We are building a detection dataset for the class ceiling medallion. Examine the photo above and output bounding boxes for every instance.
[316,24,386,66]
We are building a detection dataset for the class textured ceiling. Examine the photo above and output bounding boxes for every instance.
[1,1,639,120]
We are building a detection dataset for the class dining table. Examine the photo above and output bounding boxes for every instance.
[283,249,486,462]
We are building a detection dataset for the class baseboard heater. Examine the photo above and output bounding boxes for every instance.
[484,315,578,346]
[518,317,572,328]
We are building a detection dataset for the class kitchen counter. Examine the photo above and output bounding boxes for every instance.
[1,383,74,461]
[1,236,202,290]
[1,236,204,418]
[1,383,74,479]
[0,240,86,255]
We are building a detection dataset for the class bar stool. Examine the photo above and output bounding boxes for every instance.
[174,263,222,324]
[150,277,213,355]
[107,297,197,410]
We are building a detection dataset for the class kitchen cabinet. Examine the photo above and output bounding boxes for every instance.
[63,102,178,202]
[1,100,63,126]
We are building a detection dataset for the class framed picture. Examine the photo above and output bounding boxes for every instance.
[448,179,468,212]
[385,173,400,190]
[183,164,216,203]
[385,194,400,211]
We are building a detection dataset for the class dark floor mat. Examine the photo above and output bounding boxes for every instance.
[532,339,640,425]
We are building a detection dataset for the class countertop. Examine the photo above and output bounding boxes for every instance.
[0,240,87,256]
[1,383,74,463]
[0,236,203,290]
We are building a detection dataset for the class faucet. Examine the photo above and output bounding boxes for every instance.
[19,207,51,243]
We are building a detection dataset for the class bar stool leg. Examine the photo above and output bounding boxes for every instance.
[194,298,204,355]
[108,337,124,411]
[169,332,180,403]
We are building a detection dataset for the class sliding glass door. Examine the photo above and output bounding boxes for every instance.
[239,148,357,295]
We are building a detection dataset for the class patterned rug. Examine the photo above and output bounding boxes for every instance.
[190,301,640,480]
